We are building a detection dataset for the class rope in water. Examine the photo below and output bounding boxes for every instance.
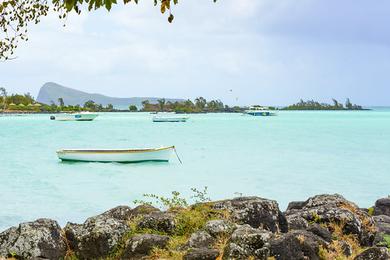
[174,147,183,164]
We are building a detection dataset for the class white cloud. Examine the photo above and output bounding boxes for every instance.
[1,0,390,105]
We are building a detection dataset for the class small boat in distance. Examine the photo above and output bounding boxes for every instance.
[50,112,98,121]
[153,116,189,122]
[245,106,278,116]
[57,146,175,163]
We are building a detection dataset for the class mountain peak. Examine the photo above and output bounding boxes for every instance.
[36,82,183,109]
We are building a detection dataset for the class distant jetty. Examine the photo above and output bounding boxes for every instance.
[1,194,389,259]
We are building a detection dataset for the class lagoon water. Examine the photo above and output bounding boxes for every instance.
[1,110,390,231]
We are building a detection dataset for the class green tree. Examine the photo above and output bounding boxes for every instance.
[195,97,207,110]
[129,105,138,112]
[0,0,217,61]
[141,100,150,111]
[58,97,65,108]
[106,103,114,111]
[84,100,97,111]
[345,98,353,110]
[157,98,166,111]
[0,87,7,110]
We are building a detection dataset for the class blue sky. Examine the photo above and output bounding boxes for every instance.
[1,0,389,106]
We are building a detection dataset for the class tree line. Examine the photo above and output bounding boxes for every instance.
[1,87,366,113]
[140,98,243,113]
[0,88,120,112]
[0,88,242,113]
[282,98,364,110]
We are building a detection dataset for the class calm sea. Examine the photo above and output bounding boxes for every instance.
[1,110,390,231]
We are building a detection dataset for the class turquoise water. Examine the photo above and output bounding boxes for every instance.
[1,110,390,231]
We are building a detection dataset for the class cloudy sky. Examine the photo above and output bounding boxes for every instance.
[1,0,389,106]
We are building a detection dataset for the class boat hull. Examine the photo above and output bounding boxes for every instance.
[51,113,99,121]
[153,117,188,122]
[57,146,174,163]
[245,111,277,116]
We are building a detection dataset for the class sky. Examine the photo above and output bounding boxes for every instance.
[1,0,390,106]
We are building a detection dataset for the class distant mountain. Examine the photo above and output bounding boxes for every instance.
[37,82,184,109]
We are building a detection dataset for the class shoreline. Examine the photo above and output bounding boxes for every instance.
[0,109,373,115]
[1,193,389,259]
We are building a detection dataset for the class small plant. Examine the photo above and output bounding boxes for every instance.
[191,186,211,203]
[309,212,322,224]
[367,207,374,216]
[134,191,189,209]
[133,187,211,209]
[377,234,390,249]
[384,234,390,248]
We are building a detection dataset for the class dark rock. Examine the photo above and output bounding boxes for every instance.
[101,205,133,221]
[204,220,235,238]
[285,194,376,246]
[0,218,66,260]
[122,234,169,259]
[184,248,220,260]
[187,231,215,249]
[270,230,328,260]
[374,215,390,233]
[212,196,288,233]
[131,204,160,217]
[374,198,390,217]
[287,201,306,211]
[223,224,272,260]
[138,212,176,234]
[64,207,131,259]
[285,214,309,230]
[354,247,390,260]
[307,224,332,243]
[373,215,390,246]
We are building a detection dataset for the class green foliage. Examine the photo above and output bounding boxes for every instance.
[173,204,222,237]
[377,234,390,249]
[367,207,374,216]
[129,105,138,112]
[141,97,244,113]
[283,98,364,111]
[190,186,211,203]
[112,188,226,259]
[133,187,212,210]
[384,234,390,248]
[0,88,130,113]
[309,212,322,224]
[134,191,189,209]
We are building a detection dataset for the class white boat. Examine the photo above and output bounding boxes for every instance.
[57,146,175,163]
[245,106,277,116]
[153,116,189,122]
[50,112,98,121]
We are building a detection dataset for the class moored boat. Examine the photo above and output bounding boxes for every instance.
[245,106,278,116]
[50,112,98,121]
[57,146,175,163]
[152,116,189,122]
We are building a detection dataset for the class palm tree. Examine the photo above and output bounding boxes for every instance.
[195,97,207,110]
[157,98,166,111]
[141,100,150,111]
[0,87,7,111]
[58,97,65,108]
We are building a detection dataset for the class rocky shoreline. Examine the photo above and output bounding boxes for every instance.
[1,194,390,259]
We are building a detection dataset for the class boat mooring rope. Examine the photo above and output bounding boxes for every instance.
[174,147,183,164]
